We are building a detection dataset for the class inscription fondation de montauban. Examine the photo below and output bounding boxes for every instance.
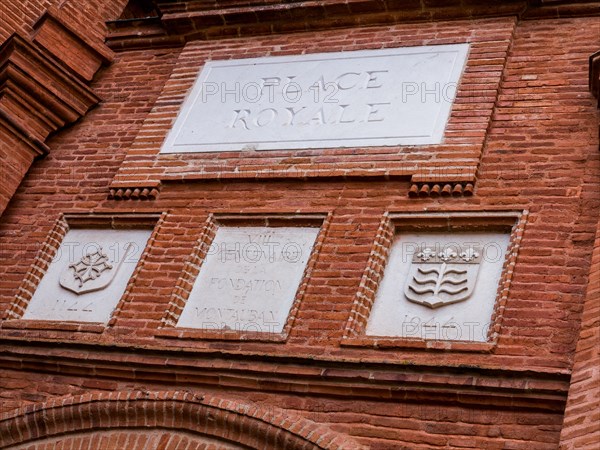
[161,44,469,153]
[177,227,319,333]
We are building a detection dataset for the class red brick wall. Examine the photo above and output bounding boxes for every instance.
[560,220,600,449]
[1,15,597,369]
[0,2,599,449]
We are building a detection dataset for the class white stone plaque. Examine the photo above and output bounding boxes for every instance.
[177,226,319,333]
[23,229,151,323]
[161,44,469,153]
[365,232,510,342]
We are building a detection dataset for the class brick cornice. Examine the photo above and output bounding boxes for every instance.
[106,0,600,49]
[0,341,570,412]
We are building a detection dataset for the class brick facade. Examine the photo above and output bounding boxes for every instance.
[0,1,599,449]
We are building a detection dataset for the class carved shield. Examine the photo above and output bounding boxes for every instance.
[404,245,482,309]
[59,243,133,295]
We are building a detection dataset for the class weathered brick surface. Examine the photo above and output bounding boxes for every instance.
[0,1,599,449]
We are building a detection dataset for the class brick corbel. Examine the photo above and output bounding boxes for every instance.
[408,181,475,198]
[409,167,478,198]
[108,185,161,200]
[32,7,114,82]
[0,34,101,143]
[0,9,113,216]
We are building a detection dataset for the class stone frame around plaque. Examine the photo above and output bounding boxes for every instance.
[1,212,165,333]
[158,212,331,342]
[341,210,528,352]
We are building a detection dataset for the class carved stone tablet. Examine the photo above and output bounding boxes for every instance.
[22,229,151,323]
[176,226,319,333]
[161,44,469,153]
[366,232,510,342]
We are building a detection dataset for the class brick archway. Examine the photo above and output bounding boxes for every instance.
[0,391,364,450]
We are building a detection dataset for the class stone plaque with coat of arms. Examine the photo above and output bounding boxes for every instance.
[22,229,151,324]
[366,232,510,342]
